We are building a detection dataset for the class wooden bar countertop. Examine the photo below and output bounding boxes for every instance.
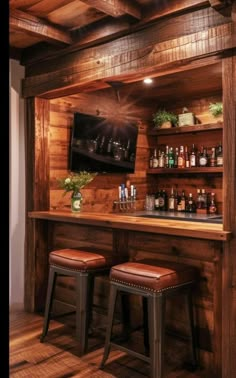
[28,210,231,241]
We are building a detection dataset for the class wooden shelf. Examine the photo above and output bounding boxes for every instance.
[148,122,223,136]
[147,167,223,174]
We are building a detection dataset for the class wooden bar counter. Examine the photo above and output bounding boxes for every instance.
[27,209,231,376]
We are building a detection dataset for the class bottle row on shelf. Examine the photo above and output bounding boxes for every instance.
[149,142,223,169]
[146,188,217,214]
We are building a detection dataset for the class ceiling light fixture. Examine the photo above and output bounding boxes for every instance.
[143,78,153,84]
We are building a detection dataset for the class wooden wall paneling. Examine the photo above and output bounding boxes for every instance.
[222,48,236,378]
[49,96,149,212]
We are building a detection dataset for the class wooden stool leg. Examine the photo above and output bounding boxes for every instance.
[76,272,92,356]
[100,284,118,369]
[149,293,165,378]
[40,267,57,342]
[186,288,198,369]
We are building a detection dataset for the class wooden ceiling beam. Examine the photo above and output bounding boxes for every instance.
[209,0,232,10]
[10,8,73,46]
[142,0,209,23]
[22,19,234,98]
[80,0,141,20]
[21,0,211,67]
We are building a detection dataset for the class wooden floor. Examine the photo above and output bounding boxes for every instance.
[10,310,209,378]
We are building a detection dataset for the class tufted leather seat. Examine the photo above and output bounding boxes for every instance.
[40,248,112,356]
[49,248,112,271]
[110,259,197,292]
[101,259,198,378]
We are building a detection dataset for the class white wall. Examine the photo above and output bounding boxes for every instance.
[9,59,25,310]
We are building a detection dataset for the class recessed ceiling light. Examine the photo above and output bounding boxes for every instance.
[143,78,153,84]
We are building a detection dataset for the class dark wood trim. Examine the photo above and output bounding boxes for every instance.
[24,97,50,311]
[222,48,236,378]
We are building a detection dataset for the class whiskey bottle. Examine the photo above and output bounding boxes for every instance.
[199,146,208,167]
[178,146,185,168]
[216,142,223,167]
[153,149,158,168]
[210,147,217,167]
[154,189,160,210]
[180,190,186,212]
[186,193,196,213]
[185,146,190,168]
[168,187,175,211]
[209,192,217,214]
[190,144,197,167]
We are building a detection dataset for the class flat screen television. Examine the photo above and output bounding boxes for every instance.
[69,112,138,173]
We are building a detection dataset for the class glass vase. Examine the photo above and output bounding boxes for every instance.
[71,191,83,212]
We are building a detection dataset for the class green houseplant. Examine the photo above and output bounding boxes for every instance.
[58,171,97,212]
[209,102,223,117]
[152,109,178,129]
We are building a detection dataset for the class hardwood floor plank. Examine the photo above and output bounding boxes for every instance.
[10,310,209,378]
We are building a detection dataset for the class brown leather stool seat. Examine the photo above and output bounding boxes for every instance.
[40,248,112,356]
[101,259,198,378]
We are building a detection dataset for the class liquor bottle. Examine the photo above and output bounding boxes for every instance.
[190,144,197,167]
[186,193,196,213]
[152,148,158,168]
[209,192,217,214]
[174,147,179,168]
[154,189,160,210]
[158,190,165,211]
[174,189,179,211]
[210,147,217,167]
[201,188,207,209]
[185,146,190,168]
[180,190,186,212]
[165,145,169,168]
[196,188,203,209]
[178,146,185,168]
[168,187,175,211]
[168,147,175,168]
[199,146,208,167]
[159,151,165,168]
[162,189,168,210]
[216,141,223,167]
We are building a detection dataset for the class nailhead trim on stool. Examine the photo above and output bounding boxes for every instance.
[100,259,198,378]
[40,248,112,356]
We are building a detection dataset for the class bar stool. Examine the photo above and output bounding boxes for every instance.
[40,248,112,356]
[100,259,198,378]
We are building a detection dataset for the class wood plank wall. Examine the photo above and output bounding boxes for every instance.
[49,93,223,214]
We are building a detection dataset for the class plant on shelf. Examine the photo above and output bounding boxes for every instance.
[209,102,223,117]
[152,109,178,129]
[58,171,97,212]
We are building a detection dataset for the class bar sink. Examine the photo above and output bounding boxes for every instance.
[131,211,223,223]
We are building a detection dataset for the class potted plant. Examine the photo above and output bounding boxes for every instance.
[58,171,97,212]
[209,102,223,118]
[152,109,178,129]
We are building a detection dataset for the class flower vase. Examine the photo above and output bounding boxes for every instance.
[71,191,83,212]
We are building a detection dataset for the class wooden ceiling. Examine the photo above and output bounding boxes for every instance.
[10,0,231,103]
[10,0,216,61]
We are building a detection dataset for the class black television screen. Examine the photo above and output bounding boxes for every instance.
[69,112,138,173]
